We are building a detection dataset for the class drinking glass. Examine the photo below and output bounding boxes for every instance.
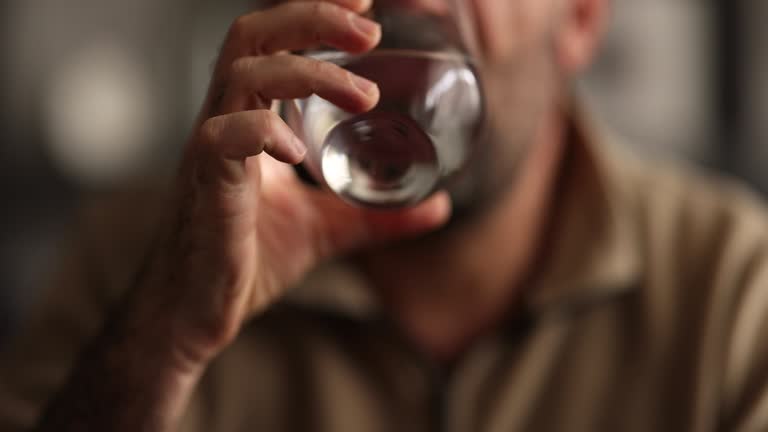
[283,0,484,208]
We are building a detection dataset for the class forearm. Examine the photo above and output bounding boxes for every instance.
[35,296,205,432]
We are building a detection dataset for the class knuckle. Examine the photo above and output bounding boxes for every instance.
[228,57,264,91]
[198,117,224,148]
[284,2,343,47]
[230,57,253,78]
[308,57,327,75]
[309,1,325,18]
[302,22,324,45]
[312,60,347,91]
[228,13,268,56]
[311,1,342,20]
[227,15,250,42]
[305,59,330,88]
[252,110,277,151]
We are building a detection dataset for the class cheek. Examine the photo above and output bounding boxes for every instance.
[472,0,512,59]
[472,0,556,62]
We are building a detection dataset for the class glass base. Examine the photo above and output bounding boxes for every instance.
[321,111,440,208]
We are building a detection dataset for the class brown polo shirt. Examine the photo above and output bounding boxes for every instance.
[1,111,768,431]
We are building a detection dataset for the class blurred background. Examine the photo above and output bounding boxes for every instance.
[0,0,766,342]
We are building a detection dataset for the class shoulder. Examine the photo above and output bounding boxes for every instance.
[604,147,768,426]
[616,149,768,280]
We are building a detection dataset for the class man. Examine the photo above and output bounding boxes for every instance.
[2,0,768,430]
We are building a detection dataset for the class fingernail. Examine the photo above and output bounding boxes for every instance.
[349,72,378,97]
[348,12,380,39]
[432,193,452,223]
[416,192,452,227]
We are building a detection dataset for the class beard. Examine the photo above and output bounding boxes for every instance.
[441,123,530,228]
[437,26,564,231]
[438,60,556,231]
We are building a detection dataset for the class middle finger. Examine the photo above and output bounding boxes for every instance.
[228,1,380,57]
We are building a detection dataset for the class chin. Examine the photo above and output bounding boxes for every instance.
[441,128,530,228]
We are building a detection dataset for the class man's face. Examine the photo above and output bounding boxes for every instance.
[437,0,606,218]
[473,0,563,61]
[446,0,570,216]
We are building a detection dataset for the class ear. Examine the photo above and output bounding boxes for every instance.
[555,0,609,74]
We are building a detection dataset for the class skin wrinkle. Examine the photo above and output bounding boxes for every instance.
[253,110,276,155]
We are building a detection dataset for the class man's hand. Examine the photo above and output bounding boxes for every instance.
[35,1,450,430]
[148,0,451,367]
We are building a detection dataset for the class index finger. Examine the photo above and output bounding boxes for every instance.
[274,0,373,14]
[215,1,380,78]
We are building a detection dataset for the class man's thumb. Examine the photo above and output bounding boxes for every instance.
[310,191,452,259]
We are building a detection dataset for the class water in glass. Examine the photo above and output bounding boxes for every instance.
[286,49,483,207]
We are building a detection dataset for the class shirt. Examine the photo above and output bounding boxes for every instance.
[1,109,768,431]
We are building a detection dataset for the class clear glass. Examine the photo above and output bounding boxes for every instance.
[283,0,484,208]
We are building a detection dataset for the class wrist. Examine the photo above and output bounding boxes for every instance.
[124,225,248,369]
[109,295,208,379]
[123,257,238,371]
[116,282,222,377]
[36,290,207,432]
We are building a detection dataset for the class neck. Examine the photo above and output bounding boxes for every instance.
[358,109,567,362]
